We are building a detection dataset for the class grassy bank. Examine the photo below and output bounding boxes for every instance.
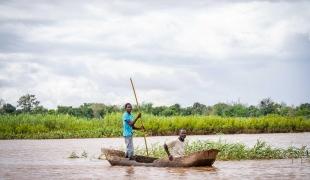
[135,140,310,160]
[1,113,310,139]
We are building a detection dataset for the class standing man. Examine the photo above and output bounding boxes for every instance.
[164,129,187,161]
[123,103,144,159]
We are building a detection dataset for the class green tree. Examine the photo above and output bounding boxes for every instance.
[212,103,230,116]
[169,104,181,115]
[48,109,56,115]
[227,104,248,117]
[296,103,310,116]
[259,98,277,115]
[106,105,121,113]
[1,103,16,114]
[33,105,48,114]
[79,103,94,119]
[180,107,192,116]
[192,102,207,115]
[275,103,293,116]
[152,106,165,116]
[141,103,153,114]
[247,105,260,117]
[17,94,40,113]
[70,108,82,117]
[57,106,73,114]
[162,108,175,116]
[90,103,107,119]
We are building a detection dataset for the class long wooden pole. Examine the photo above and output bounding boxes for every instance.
[130,78,149,156]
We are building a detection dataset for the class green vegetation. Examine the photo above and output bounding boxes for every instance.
[0,113,121,139]
[1,113,310,139]
[1,94,310,119]
[1,94,310,139]
[135,140,310,160]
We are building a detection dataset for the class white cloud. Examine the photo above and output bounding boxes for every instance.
[0,0,309,108]
[17,1,309,56]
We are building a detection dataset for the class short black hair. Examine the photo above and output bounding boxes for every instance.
[124,103,132,109]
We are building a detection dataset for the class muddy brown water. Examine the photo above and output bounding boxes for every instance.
[1,133,310,179]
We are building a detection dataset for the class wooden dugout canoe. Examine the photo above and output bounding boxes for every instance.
[101,148,219,167]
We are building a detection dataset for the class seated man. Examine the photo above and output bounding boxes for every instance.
[163,129,187,161]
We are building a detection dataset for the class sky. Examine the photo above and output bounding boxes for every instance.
[0,0,309,108]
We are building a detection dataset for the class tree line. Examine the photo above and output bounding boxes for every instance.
[1,94,310,119]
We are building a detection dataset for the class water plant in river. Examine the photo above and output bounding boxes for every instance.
[81,150,88,158]
[68,150,88,158]
[135,140,310,160]
[68,151,79,158]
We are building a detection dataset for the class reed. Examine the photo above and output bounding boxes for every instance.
[135,140,310,160]
[0,113,310,139]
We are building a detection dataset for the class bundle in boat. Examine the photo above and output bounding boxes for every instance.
[101,148,219,167]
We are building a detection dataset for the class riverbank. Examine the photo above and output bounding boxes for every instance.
[1,113,310,139]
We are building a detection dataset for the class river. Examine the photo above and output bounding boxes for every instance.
[0,133,310,179]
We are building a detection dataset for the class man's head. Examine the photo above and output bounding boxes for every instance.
[178,129,187,142]
[124,103,132,113]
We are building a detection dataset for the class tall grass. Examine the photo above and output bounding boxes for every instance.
[135,140,310,160]
[0,113,122,139]
[0,113,310,139]
[141,114,310,135]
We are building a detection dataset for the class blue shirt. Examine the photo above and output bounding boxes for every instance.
[123,112,134,137]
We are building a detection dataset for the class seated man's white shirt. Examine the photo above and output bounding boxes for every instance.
[166,139,185,157]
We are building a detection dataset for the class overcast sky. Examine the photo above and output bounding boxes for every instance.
[0,0,309,108]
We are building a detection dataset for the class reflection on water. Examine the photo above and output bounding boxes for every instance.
[0,133,310,179]
[125,166,135,178]
[165,166,218,176]
[166,167,188,176]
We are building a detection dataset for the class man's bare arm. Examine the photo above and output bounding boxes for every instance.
[128,113,141,126]
[164,143,173,161]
